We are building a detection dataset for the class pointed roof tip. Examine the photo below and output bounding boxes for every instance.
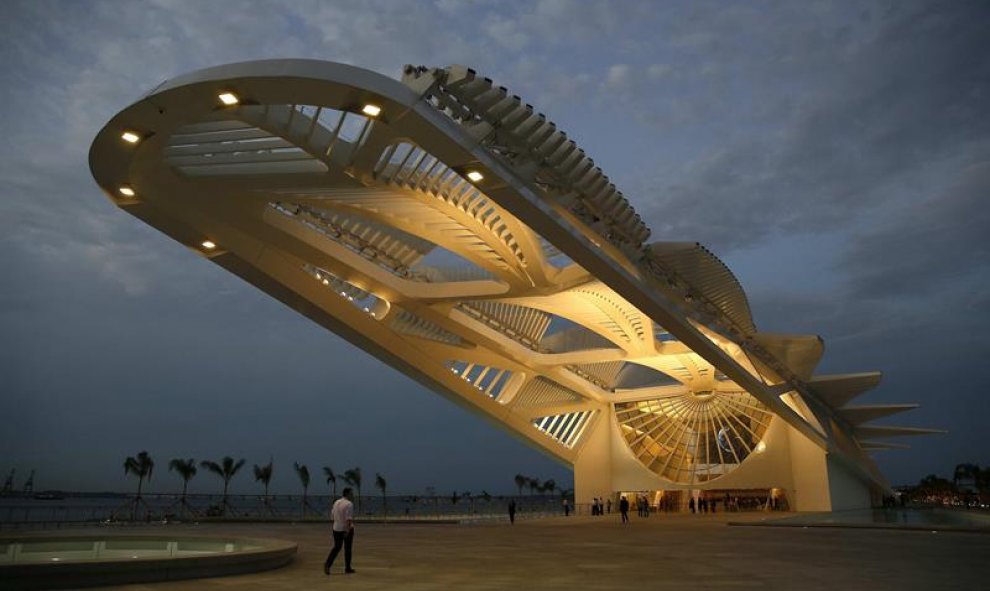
[753,333,824,381]
[859,441,912,451]
[854,425,947,439]
[839,404,921,425]
[841,403,921,409]
[807,372,883,408]
[809,371,883,383]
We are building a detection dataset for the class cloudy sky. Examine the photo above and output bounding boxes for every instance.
[1,0,987,496]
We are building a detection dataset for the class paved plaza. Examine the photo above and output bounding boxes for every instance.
[88,512,990,590]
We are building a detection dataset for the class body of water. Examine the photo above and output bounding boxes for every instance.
[753,507,990,530]
[0,493,565,528]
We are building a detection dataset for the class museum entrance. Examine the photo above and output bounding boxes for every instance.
[686,488,789,513]
[615,488,789,514]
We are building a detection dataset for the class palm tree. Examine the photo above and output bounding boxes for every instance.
[542,479,556,497]
[253,460,275,514]
[528,477,541,496]
[323,466,338,498]
[200,456,245,516]
[375,473,388,520]
[168,458,197,517]
[514,474,527,497]
[294,462,311,517]
[123,451,154,520]
[342,467,363,512]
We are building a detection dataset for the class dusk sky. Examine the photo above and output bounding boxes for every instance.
[2,0,987,496]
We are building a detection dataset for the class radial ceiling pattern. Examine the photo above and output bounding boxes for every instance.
[90,60,937,488]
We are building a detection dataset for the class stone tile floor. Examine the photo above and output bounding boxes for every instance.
[81,512,990,590]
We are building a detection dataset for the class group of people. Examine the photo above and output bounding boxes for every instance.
[688,493,786,513]
[617,494,651,522]
[634,493,652,517]
[322,487,789,574]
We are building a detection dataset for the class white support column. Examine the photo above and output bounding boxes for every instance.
[572,411,613,505]
[787,423,831,511]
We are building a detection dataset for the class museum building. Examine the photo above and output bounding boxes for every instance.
[90,60,938,511]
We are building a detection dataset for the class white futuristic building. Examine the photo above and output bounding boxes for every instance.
[90,60,938,511]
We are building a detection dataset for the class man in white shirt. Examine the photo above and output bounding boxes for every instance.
[324,487,356,575]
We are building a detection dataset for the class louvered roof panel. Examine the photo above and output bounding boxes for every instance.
[648,242,757,334]
[423,64,651,249]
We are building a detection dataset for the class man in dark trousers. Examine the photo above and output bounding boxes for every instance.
[508,499,517,524]
[324,488,356,575]
[619,495,630,523]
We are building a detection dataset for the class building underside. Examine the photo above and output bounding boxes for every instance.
[89,60,940,511]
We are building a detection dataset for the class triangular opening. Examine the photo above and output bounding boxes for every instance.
[614,363,683,389]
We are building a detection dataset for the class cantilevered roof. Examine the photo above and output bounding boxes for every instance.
[90,59,937,489]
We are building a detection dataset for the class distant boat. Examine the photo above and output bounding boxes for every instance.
[33,491,65,500]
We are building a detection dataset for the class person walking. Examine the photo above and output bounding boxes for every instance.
[508,499,517,524]
[324,488,356,575]
[619,495,630,524]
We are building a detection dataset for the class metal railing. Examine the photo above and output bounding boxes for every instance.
[0,494,571,530]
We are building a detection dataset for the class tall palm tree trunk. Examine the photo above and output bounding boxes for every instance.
[180,480,188,518]
[264,482,273,515]
[132,476,145,521]
[222,480,230,516]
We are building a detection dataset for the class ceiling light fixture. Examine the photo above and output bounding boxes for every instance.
[201,240,216,250]
[218,92,239,106]
[118,186,135,197]
[466,170,484,182]
[121,131,141,144]
[361,104,382,117]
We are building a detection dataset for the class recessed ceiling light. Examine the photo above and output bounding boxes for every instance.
[466,170,484,182]
[218,92,239,106]
[118,186,135,197]
[121,131,141,144]
[361,104,382,117]
[201,240,216,250]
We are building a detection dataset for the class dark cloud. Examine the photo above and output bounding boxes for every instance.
[838,161,990,301]
[633,1,990,252]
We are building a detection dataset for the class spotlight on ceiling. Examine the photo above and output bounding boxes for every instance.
[218,92,239,106]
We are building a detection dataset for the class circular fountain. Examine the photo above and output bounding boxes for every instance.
[0,533,296,590]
